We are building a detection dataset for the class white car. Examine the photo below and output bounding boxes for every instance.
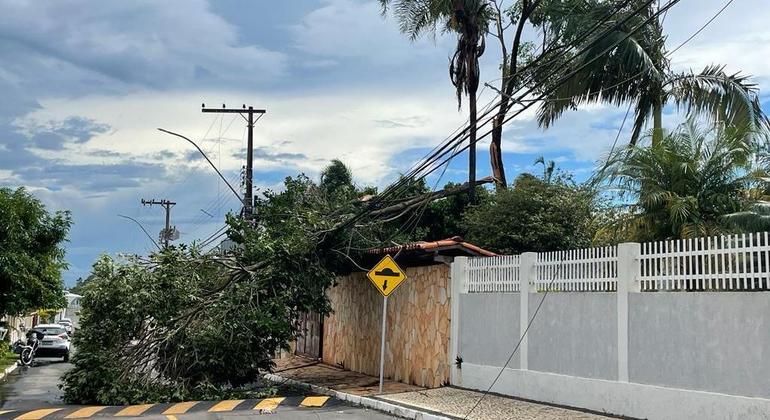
[32,324,71,362]
[58,319,74,335]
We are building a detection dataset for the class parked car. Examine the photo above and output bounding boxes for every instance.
[57,319,74,335]
[32,324,71,362]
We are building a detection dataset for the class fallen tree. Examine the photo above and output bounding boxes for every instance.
[62,167,483,404]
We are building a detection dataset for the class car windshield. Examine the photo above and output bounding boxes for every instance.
[37,327,66,336]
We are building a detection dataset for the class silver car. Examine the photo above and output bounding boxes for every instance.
[33,324,71,362]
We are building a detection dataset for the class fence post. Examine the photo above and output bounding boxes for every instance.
[449,256,468,385]
[617,242,640,382]
[519,252,537,370]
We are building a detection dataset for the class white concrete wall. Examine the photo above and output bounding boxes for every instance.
[450,255,770,420]
[629,292,770,399]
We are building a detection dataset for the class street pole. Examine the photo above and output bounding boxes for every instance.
[141,199,176,248]
[202,104,265,220]
[379,295,388,393]
[246,107,254,218]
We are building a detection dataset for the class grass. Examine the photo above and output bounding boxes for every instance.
[0,346,17,372]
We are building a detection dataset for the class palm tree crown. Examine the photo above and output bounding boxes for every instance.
[537,1,768,146]
[604,120,762,240]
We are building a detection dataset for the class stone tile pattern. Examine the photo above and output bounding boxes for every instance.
[274,354,423,396]
[323,264,451,388]
[381,387,614,420]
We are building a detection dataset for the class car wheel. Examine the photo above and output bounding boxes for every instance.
[63,352,70,363]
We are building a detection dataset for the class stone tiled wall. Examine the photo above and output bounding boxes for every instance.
[322,264,451,388]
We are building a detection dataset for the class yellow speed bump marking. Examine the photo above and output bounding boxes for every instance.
[163,401,199,415]
[300,396,330,407]
[115,404,155,417]
[208,400,244,412]
[14,408,63,420]
[64,406,108,419]
[254,397,285,411]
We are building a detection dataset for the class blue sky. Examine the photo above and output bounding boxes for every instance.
[0,0,768,286]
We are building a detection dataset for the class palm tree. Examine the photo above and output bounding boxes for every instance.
[537,2,768,146]
[380,0,491,201]
[604,120,761,240]
[534,155,555,183]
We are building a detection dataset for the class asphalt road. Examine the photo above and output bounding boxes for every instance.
[0,358,69,410]
[0,358,397,419]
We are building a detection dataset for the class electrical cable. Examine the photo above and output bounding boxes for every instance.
[462,256,565,419]
[335,0,661,234]
[335,0,642,235]
[408,0,682,189]
[668,0,735,56]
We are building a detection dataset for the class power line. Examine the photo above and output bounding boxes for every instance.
[463,256,565,419]
[370,0,646,202]
[461,2,685,417]
[668,0,735,56]
[334,0,659,234]
[410,0,682,188]
[118,214,162,251]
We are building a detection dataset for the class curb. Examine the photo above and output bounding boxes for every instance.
[264,373,451,420]
[0,363,18,381]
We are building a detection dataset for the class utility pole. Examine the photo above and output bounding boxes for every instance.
[141,199,177,248]
[202,104,266,220]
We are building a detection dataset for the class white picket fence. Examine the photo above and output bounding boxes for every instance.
[466,255,520,292]
[536,246,618,292]
[639,232,770,291]
[463,232,770,292]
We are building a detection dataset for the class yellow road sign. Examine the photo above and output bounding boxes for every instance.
[367,255,407,297]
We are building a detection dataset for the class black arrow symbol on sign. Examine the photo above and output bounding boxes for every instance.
[382,280,388,291]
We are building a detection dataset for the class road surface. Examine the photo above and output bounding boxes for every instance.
[0,358,397,419]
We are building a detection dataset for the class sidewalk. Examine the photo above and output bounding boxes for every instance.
[273,354,423,396]
[271,355,616,419]
[381,387,614,420]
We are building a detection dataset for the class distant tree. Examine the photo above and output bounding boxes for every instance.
[533,156,555,183]
[603,120,762,240]
[69,274,95,296]
[320,159,354,197]
[0,187,71,318]
[462,173,596,254]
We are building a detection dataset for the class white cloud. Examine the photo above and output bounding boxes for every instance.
[0,0,287,89]
[19,85,467,186]
[291,0,450,65]
[665,0,770,82]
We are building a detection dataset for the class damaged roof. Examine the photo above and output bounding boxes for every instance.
[365,236,497,265]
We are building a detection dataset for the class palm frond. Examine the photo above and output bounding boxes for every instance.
[667,65,770,140]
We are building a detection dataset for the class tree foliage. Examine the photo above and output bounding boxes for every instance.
[600,120,764,240]
[0,187,71,318]
[462,173,597,254]
[536,1,769,146]
[62,167,369,404]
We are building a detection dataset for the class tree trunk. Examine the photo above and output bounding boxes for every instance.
[468,72,478,203]
[490,0,536,189]
[652,97,663,146]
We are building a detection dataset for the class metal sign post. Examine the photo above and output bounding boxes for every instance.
[379,295,388,393]
[366,254,408,394]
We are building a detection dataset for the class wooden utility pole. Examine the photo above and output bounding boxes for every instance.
[202,104,266,220]
[141,198,176,248]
